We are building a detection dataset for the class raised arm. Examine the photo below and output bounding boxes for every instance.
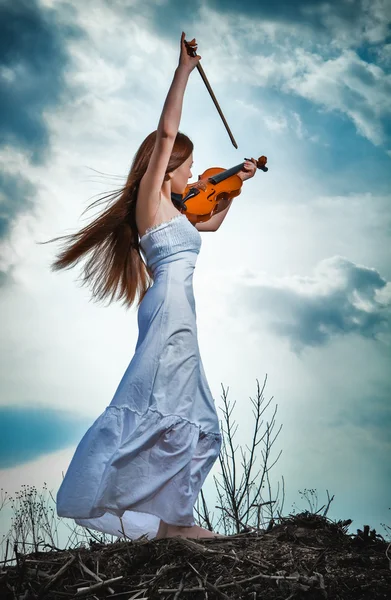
[138,34,201,214]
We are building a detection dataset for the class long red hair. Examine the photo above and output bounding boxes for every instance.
[40,131,193,309]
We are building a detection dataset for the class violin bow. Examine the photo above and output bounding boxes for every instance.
[184,38,238,149]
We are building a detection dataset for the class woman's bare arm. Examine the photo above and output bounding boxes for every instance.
[195,197,234,231]
[138,34,200,213]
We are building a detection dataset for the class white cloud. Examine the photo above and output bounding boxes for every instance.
[283,49,391,146]
[360,0,391,44]
[376,43,391,68]
[263,114,289,132]
[228,256,391,355]
[261,110,317,142]
[194,6,391,149]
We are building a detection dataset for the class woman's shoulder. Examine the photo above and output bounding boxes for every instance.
[136,192,182,238]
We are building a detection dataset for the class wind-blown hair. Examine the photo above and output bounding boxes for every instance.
[40,131,193,309]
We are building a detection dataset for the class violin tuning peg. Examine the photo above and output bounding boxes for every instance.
[256,156,268,171]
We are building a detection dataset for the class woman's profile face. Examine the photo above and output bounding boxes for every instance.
[170,153,193,194]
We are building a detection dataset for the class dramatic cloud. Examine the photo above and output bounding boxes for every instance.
[208,0,391,47]
[232,256,391,354]
[0,170,37,241]
[283,49,391,148]
[0,0,84,283]
[0,0,84,162]
[202,32,391,151]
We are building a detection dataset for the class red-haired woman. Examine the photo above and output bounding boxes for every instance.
[52,33,256,540]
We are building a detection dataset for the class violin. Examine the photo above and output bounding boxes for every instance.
[177,37,269,224]
[172,156,268,224]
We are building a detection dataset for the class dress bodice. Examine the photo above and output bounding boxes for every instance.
[139,214,202,271]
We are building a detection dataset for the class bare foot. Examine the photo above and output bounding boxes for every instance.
[155,519,168,539]
[156,521,224,539]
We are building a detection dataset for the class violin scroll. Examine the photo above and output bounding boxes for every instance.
[245,156,268,172]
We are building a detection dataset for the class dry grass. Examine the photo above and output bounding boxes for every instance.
[1,512,390,599]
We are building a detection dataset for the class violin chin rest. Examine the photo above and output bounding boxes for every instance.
[171,192,187,211]
[183,187,201,202]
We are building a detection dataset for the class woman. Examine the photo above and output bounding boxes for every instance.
[51,33,257,540]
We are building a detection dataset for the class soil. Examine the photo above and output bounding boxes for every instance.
[1,512,390,599]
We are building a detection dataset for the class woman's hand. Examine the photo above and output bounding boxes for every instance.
[191,159,257,191]
[237,158,257,182]
[191,177,208,191]
[178,32,201,73]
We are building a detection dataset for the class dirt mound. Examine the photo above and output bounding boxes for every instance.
[1,513,390,599]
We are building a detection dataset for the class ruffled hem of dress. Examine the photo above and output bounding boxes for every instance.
[57,405,222,527]
[108,404,222,441]
[74,505,190,541]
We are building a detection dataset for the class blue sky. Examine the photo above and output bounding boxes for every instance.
[0,0,390,542]
[0,406,90,468]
